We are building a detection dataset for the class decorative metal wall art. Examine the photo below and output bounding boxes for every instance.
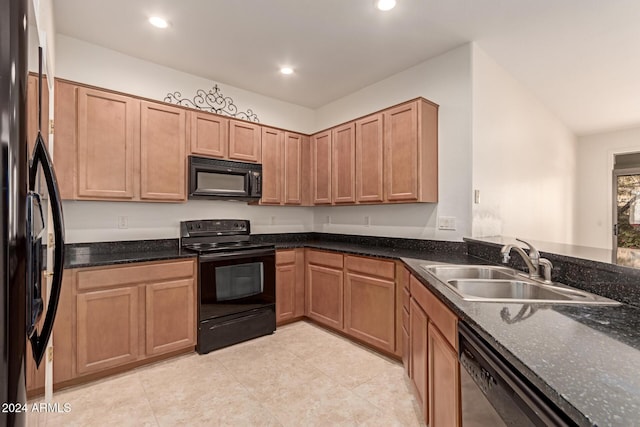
[164,85,260,122]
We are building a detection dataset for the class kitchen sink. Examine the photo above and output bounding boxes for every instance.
[422,265,516,281]
[421,264,621,305]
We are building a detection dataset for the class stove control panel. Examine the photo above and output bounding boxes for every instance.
[180,219,250,238]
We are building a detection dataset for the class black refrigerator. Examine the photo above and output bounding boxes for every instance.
[1,0,65,426]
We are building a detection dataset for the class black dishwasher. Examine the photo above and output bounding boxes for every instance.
[458,322,576,427]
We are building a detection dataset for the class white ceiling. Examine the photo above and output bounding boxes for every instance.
[53,0,640,135]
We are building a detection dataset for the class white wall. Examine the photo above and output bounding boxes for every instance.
[313,44,473,241]
[471,45,577,244]
[55,35,315,134]
[30,0,56,78]
[63,200,312,243]
[575,126,640,249]
[55,35,315,243]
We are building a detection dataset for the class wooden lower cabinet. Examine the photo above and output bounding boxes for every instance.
[410,297,429,420]
[428,321,461,427]
[407,273,461,426]
[344,256,395,353]
[306,263,344,330]
[145,278,195,355]
[402,327,410,377]
[77,286,139,374]
[28,258,197,393]
[275,249,305,324]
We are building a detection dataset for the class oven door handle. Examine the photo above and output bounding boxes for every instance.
[199,248,275,261]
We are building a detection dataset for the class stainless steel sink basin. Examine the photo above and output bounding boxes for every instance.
[421,264,621,305]
[422,265,516,281]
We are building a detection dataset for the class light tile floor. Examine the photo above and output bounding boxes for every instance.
[27,321,425,427]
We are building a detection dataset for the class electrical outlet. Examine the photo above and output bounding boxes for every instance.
[117,216,128,229]
[474,189,480,204]
[364,216,371,227]
[326,215,331,224]
[270,216,276,225]
[438,216,456,231]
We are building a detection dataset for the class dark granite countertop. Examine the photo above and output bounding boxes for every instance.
[64,233,640,425]
[250,232,483,263]
[402,257,640,427]
[64,239,196,269]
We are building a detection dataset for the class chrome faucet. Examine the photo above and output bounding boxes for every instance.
[500,238,546,280]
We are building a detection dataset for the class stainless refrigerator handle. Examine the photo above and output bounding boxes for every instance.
[28,133,65,367]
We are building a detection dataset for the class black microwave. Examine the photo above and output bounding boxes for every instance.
[188,156,262,201]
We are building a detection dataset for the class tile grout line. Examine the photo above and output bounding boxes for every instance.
[136,370,162,427]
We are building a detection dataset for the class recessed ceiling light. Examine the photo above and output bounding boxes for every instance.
[280,67,294,75]
[149,16,169,29]
[376,0,396,11]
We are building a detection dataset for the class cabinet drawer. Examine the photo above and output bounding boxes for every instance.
[410,275,457,350]
[345,255,394,279]
[402,306,409,333]
[276,249,297,265]
[306,249,343,269]
[402,287,410,311]
[400,267,411,290]
[77,259,195,291]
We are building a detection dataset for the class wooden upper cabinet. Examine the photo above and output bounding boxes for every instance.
[356,113,384,203]
[190,111,228,158]
[312,131,332,204]
[229,119,261,163]
[332,123,356,204]
[54,80,78,199]
[76,87,138,199]
[384,99,438,203]
[283,132,305,205]
[384,102,419,202]
[261,127,283,204]
[140,101,187,201]
[27,74,49,155]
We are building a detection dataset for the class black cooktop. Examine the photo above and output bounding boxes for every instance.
[181,241,273,254]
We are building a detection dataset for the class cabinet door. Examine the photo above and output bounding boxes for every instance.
[76,286,139,375]
[146,279,195,356]
[311,131,332,204]
[229,119,261,162]
[27,74,49,155]
[410,297,428,421]
[190,111,228,158]
[402,327,410,377]
[332,123,356,204]
[344,272,395,352]
[76,87,138,199]
[140,101,187,201]
[276,263,296,323]
[428,322,461,427]
[283,132,304,205]
[306,264,343,330]
[54,80,77,200]
[356,113,384,203]
[384,101,418,201]
[261,127,283,204]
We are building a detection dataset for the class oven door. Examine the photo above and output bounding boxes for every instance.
[198,248,275,321]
